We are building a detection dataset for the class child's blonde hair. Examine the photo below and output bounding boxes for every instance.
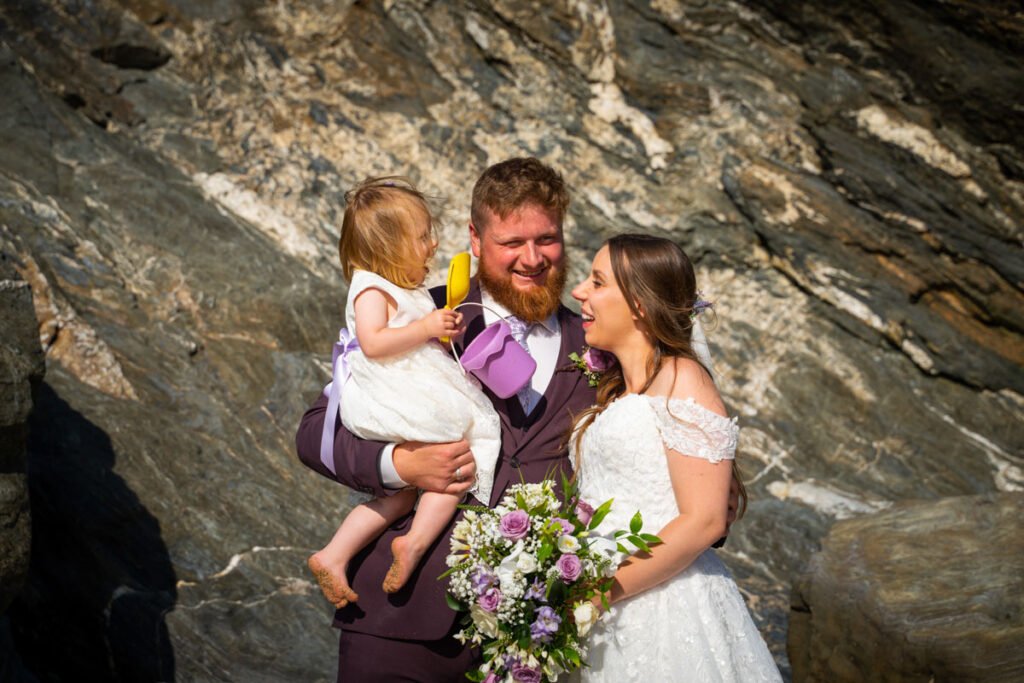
[338,177,438,289]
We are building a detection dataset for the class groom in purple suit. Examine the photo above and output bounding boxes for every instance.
[296,157,596,681]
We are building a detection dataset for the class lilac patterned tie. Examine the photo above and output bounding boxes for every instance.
[505,316,534,412]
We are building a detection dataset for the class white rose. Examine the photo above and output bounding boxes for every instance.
[470,604,500,638]
[573,601,599,637]
[557,535,581,554]
[516,551,538,573]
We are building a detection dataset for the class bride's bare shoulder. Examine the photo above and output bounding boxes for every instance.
[661,357,727,418]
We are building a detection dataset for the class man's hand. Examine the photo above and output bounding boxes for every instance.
[726,475,740,530]
[393,439,476,495]
[712,475,742,549]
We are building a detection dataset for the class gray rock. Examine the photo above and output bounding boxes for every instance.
[789,493,1024,682]
[0,255,44,614]
[0,255,44,682]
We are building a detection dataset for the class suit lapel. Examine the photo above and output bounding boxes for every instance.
[511,306,587,456]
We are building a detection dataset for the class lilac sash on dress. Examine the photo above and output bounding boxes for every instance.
[320,328,360,475]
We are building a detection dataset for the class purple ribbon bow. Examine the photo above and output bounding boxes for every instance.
[320,328,360,474]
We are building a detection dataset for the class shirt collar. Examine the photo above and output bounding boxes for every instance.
[480,287,559,334]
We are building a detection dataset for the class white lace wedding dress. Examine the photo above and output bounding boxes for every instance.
[574,393,781,683]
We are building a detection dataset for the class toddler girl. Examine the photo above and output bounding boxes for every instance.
[308,177,500,606]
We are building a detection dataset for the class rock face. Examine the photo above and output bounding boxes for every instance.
[789,493,1024,682]
[0,255,44,678]
[0,0,1020,680]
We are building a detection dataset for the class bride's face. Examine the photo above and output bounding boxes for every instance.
[571,246,641,352]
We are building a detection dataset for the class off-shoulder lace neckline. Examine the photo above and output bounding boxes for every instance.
[615,392,736,425]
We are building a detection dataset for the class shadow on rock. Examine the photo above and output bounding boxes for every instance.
[9,382,176,682]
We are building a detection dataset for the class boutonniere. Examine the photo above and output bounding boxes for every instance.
[566,346,614,387]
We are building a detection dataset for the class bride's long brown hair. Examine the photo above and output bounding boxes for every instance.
[571,234,747,518]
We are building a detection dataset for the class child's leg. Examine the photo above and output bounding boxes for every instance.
[383,491,461,593]
[309,489,417,607]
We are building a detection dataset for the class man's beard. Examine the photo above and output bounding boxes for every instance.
[478,258,568,323]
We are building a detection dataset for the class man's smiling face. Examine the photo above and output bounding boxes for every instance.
[471,203,567,323]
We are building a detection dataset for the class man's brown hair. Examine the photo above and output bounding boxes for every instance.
[470,157,570,229]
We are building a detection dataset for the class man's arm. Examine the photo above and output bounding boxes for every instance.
[295,393,478,497]
[295,393,397,497]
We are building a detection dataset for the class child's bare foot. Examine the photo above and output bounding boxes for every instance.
[383,535,422,593]
[308,553,359,608]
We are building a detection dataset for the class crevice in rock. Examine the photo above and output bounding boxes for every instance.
[61,92,85,109]
[90,44,170,71]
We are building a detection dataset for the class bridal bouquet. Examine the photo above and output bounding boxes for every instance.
[443,477,659,682]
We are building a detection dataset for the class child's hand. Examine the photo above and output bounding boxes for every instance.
[422,308,465,340]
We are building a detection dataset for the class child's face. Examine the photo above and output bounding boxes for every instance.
[405,216,437,285]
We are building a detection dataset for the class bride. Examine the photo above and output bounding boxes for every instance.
[569,234,781,682]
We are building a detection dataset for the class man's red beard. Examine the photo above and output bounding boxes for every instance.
[478,258,568,323]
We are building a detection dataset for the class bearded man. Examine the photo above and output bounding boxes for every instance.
[295,157,734,681]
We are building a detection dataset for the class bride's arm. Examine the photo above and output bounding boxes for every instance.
[601,451,732,607]
[600,358,734,608]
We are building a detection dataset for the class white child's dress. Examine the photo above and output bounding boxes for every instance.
[340,269,500,503]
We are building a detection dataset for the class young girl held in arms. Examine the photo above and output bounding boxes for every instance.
[307,178,500,607]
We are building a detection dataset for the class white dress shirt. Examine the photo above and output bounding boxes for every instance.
[380,289,563,488]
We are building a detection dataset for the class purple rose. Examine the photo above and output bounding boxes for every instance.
[483,674,500,683]
[551,517,573,535]
[575,500,594,526]
[556,553,582,583]
[478,587,502,612]
[499,509,530,540]
[529,605,562,644]
[583,347,614,372]
[511,662,542,683]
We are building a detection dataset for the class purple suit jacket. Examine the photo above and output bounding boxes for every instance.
[295,279,596,641]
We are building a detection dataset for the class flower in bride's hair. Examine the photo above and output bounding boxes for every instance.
[691,290,713,319]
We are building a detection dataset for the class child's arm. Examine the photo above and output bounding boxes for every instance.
[353,288,464,359]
